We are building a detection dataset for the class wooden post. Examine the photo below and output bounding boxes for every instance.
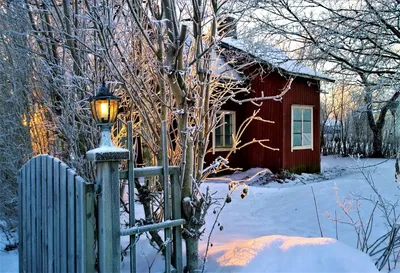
[161,121,172,273]
[86,147,129,273]
[127,121,136,273]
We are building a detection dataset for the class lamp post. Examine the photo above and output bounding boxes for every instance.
[86,83,129,273]
[88,82,120,147]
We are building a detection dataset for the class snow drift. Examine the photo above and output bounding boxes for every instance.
[205,235,378,272]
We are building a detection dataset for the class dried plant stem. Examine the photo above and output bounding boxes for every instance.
[311,186,324,237]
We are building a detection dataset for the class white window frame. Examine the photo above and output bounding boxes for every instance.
[212,111,236,153]
[291,105,313,151]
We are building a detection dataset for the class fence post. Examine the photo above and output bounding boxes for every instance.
[86,147,129,273]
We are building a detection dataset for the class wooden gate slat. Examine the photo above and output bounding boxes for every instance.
[47,156,54,273]
[31,158,37,273]
[75,175,83,273]
[75,177,96,273]
[18,169,23,273]
[35,157,42,273]
[76,177,87,273]
[85,182,95,273]
[60,163,68,273]
[26,161,31,273]
[53,159,61,273]
[41,155,48,273]
[22,165,27,273]
[67,169,76,273]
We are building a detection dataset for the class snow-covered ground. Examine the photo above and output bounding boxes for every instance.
[200,155,397,272]
[1,156,398,272]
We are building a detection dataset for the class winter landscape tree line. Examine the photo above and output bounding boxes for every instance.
[0,0,399,272]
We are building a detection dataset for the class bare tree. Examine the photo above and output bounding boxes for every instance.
[0,0,33,229]
[240,0,400,157]
[0,0,270,271]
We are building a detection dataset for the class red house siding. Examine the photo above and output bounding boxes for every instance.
[205,70,321,174]
[240,73,285,172]
[282,78,321,173]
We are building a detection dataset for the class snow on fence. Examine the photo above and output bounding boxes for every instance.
[18,155,95,273]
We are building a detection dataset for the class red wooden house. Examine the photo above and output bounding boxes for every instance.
[205,37,334,174]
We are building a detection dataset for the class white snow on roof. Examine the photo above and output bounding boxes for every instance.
[211,52,243,81]
[183,33,243,82]
[221,37,334,82]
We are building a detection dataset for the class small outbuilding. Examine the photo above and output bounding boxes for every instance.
[205,37,334,174]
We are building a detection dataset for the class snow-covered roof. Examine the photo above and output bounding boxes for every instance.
[221,37,334,82]
[211,52,243,82]
[183,31,243,82]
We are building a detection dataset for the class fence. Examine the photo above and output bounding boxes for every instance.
[18,121,185,273]
[18,155,95,273]
[119,121,185,273]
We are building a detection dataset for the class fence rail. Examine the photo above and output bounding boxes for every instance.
[121,121,184,273]
[18,155,96,273]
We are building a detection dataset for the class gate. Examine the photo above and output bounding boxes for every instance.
[119,121,185,273]
[18,155,95,273]
[18,121,184,273]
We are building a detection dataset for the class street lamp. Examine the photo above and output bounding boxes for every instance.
[86,83,128,273]
[89,82,120,147]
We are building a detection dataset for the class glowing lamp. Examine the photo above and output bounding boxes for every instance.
[89,83,120,147]
[89,83,120,125]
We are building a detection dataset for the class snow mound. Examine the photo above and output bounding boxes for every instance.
[205,168,271,184]
[205,235,378,273]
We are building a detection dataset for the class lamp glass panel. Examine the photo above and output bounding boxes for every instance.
[108,100,119,123]
[93,99,110,123]
[90,101,97,120]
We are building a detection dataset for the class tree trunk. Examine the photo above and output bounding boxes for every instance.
[321,119,328,155]
[371,129,383,158]
[185,235,199,272]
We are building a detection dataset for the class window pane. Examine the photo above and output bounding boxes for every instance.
[293,133,302,146]
[215,126,223,147]
[293,121,302,134]
[216,116,223,129]
[225,135,232,146]
[225,116,232,136]
[293,108,302,121]
[303,133,312,146]
[216,135,223,146]
[225,114,231,127]
[215,125,222,135]
[303,121,311,133]
[303,109,311,121]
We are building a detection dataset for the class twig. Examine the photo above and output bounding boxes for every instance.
[311,186,323,237]
[335,210,338,240]
[201,200,228,273]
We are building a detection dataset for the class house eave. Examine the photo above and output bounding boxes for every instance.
[220,38,335,83]
[286,71,335,83]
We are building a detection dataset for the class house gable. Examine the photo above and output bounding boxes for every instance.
[204,38,331,174]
